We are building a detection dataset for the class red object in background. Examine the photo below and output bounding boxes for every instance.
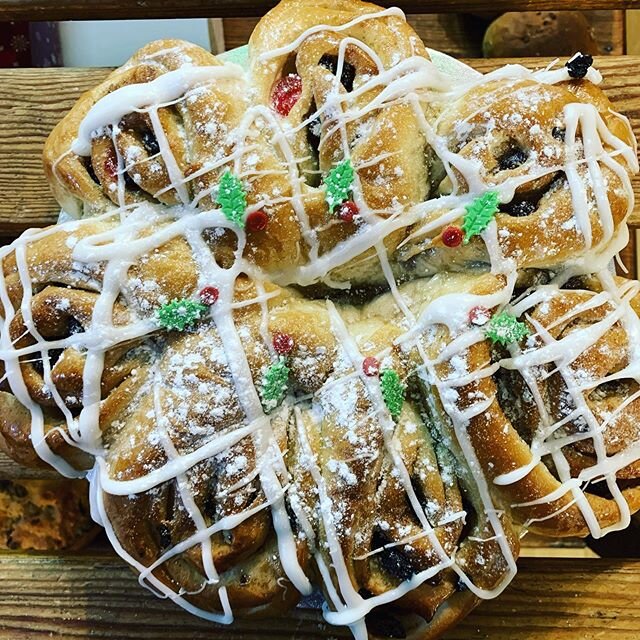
[0,22,31,67]
[0,21,61,68]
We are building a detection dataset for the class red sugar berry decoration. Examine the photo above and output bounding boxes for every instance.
[469,305,491,327]
[273,332,295,356]
[362,356,380,377]
[271,74,303,117]
[199,286,219,306]
[246,209,269,232]
[104,151,118,179]
[337,200,359,223]
[442,225,464,248]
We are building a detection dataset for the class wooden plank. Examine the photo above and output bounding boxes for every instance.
[0,0,638,21]
[223,15,489,57]
[0,554,638,639]
[1,57,640,235]
[223,11,625,57]
[222,18,262,51]
[0,67,109,234]
[208,18,226,55]
[591,10,626,55]
[0,451,59,480]
[410,10,625,57]
[627,10,640,55]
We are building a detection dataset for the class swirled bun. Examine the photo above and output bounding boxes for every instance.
[3,1,640,638]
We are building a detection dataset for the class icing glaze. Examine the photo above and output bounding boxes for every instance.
[1,7,639,639]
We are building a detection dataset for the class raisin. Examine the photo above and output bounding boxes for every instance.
[372,529,416,582]
[158,523,172,549]
[566,53,593,79]
[68,317,84,335]
[498,147,528,171]
[502,200,537,217]
[141,129,160,156]
[318,54,356,92]
[365,612,407,639]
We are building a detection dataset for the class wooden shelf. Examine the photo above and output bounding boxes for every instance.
[1,56,639,237]
[0,0,638,21]
[0,451,58,480]
[222,11,626,56]
[0,553,638,639]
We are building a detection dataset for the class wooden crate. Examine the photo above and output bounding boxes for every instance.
[220,11,626,56]
[0,0,638,20]
[1,1,640,637]
[0,554,637,640]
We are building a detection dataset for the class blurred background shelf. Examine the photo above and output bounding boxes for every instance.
[1,1,640,637]
[0,0,639,21]
[0,553,639,639]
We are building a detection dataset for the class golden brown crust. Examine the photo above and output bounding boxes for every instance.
[0,222,518,635]
[397,77,635,274]
[2,1,638,637]
[44,40,225,216]
[42,5,436,289]
[249,0,428,104]
[382,272,640,538]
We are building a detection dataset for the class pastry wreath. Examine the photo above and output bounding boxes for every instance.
[1,1,639,638]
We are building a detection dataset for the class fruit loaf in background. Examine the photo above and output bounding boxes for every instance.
[0,452,99,551]
[483,11,599,58]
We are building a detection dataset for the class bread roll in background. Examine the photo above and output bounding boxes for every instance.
[483,11,599,58]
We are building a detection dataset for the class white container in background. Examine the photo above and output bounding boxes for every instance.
[59,19,211,67]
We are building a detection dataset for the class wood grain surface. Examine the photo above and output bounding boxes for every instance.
[0,451,58,481]
[0,553,637,639]
[1,57,639,236]
[223,11,625,56]
[0,0,638,21]
[0,67,109,235]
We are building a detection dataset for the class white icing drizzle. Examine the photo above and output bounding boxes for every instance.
[1,9,639,640]
[72,65,244,156]
[255,7,407,64]
[497,272,640,537]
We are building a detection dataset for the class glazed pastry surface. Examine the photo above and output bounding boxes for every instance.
[1,1,640,638]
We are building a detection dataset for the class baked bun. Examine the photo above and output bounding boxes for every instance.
[1,0,640,638]
[397,72,637,276]
[43,6,436,288]
[499,273,640,535]
[0,223,519,638]
[369,271,640,538]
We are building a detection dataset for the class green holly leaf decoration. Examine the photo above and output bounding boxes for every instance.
[216,170,247,227]
[462,191,500,243]
[380,369,405,418]
[485,311,530,346]
[261,357,290,412]
[156,298,208,331]
[324,159,355,211]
